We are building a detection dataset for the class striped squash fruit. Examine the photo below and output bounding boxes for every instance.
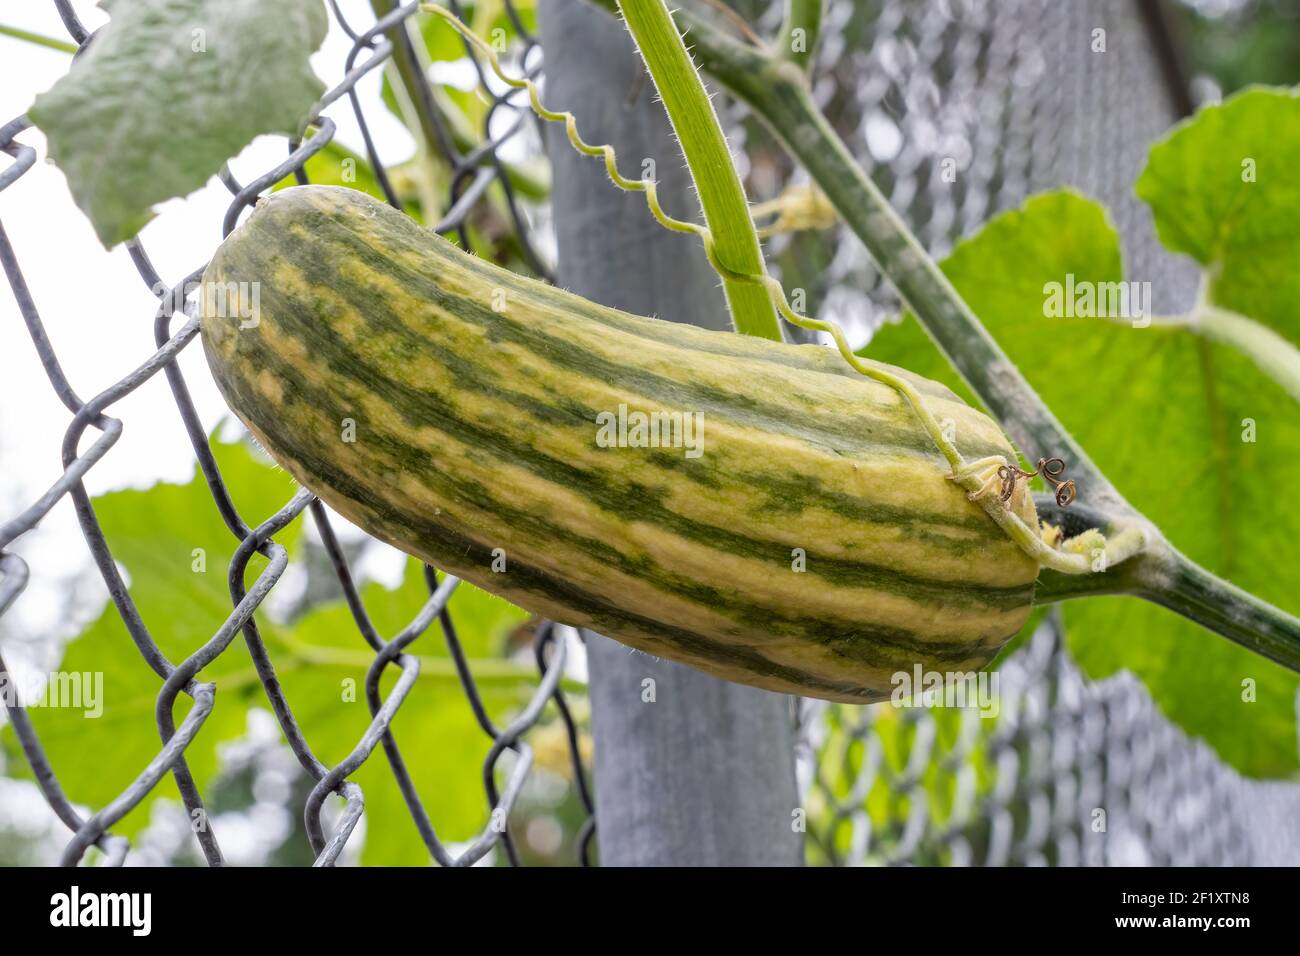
[200,185,1039,703]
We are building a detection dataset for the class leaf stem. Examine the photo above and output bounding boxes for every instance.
[615,0,781,341]
[1153,303,1300,404]
[777,0,821,71]
[0,24,78,54]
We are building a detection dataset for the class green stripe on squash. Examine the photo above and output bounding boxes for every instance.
[200,185,1039,703]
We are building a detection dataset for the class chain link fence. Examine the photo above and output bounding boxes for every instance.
[803,621,1300,866]
[3,0,1298,866]
[1,0,592,867]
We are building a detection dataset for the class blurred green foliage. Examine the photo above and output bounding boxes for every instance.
[1176,0,1300,92]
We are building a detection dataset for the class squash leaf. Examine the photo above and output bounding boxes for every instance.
[867,191,1300,778]
[1137,85,1300,343]
[275,559,532,866]
[0,438,301,839]
[28,0,328,247]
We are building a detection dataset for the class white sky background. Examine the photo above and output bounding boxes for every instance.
[0,1,431,646]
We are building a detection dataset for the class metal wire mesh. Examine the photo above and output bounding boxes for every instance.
[803,621,1300,867]
[746,0,1202,344]
[0,0,593,867]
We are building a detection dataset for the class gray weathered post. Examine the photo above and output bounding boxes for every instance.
[538,0,803,866]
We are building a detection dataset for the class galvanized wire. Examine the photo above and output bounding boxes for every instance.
[0,0,591,867]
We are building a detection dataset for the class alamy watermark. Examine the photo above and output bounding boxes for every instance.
[0,670,103,718]
[1043,273,1151,328]
[50,886,151,936]
[890,665,999,718]
[154,279,261,329]
[595,403,704,459]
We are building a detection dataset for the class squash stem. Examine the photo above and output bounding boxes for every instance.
[1036,540,1300,676]
[615,0,782,341]
[1031,496,1300,674]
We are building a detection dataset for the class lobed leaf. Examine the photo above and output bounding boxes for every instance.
[1137,86,1300,343]
[868,191,1300,777]
[29,0,329,247]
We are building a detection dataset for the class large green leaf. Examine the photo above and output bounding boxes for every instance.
[3,438,538,862]
[867,191,1300,777]
[29,0,328,247]
[1137,86,1300,341]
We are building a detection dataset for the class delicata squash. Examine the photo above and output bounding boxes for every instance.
[201,186,1041,702]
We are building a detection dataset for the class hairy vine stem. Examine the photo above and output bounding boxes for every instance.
[614,1,779,340]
